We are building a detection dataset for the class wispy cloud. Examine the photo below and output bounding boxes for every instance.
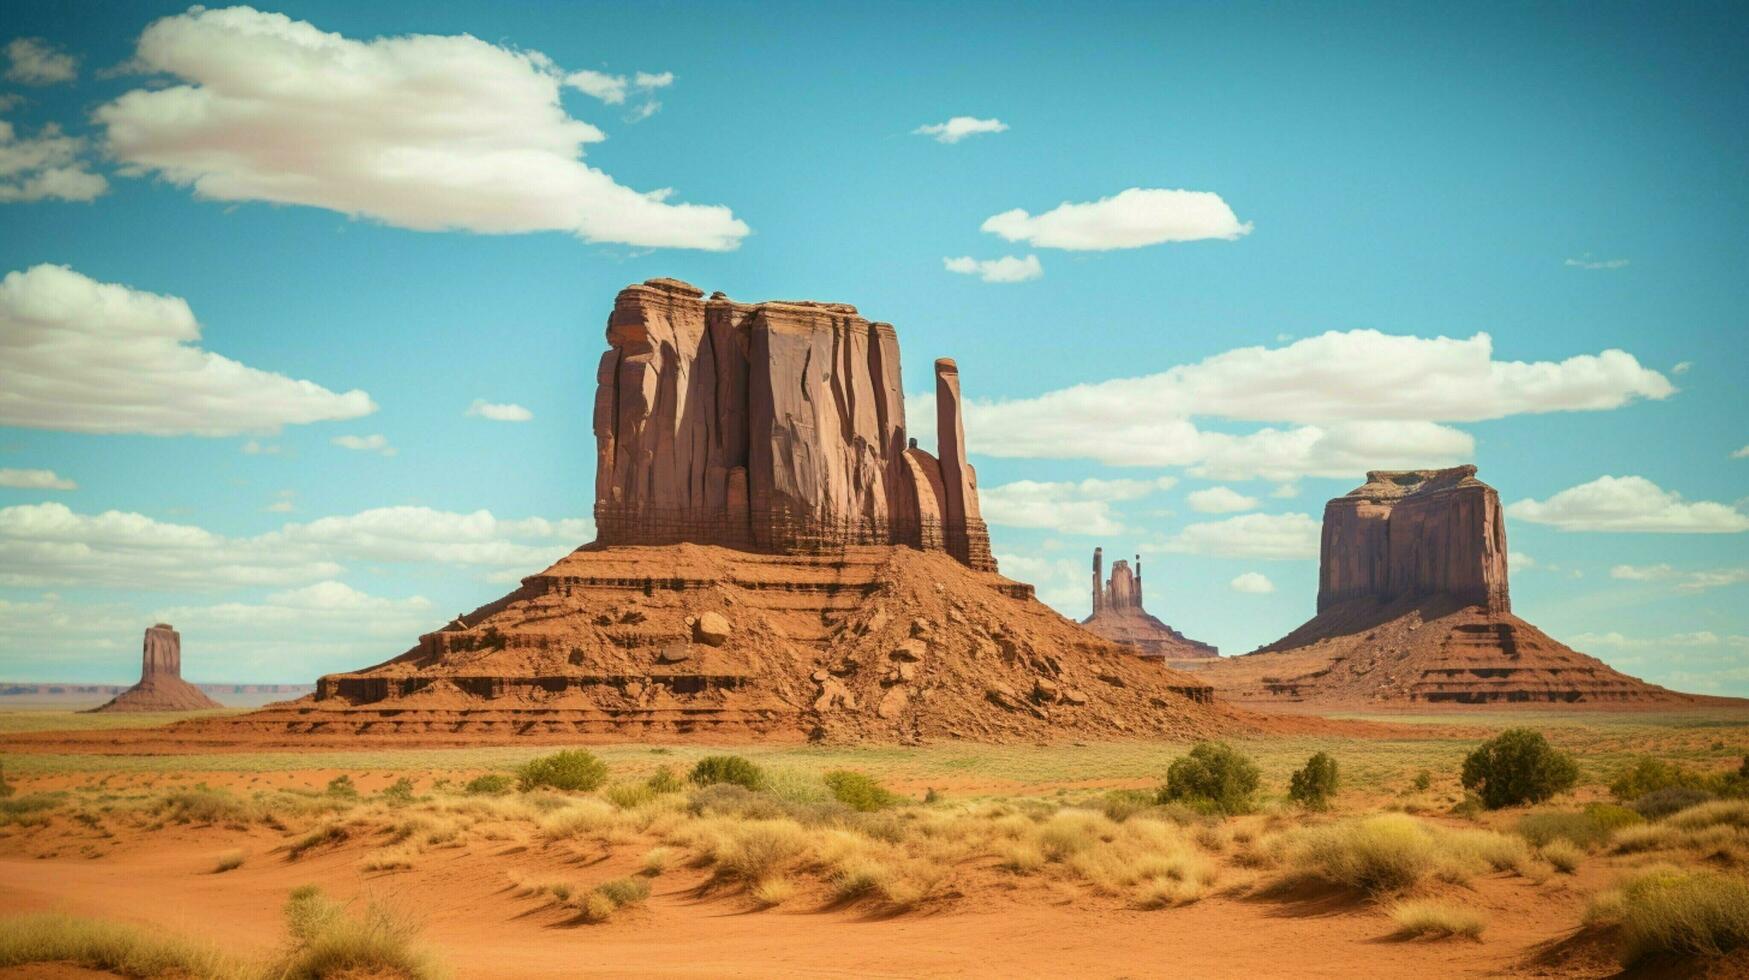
[331,434,395,456]
[913,116,1008,144]
[983,188,1251,250]
[980,476,1177,535]
[1165,512,1319,559]
[1609,563,1748,592]
[0,468,76,491]
[943,255,1041,283]
[4,38,77,85]
[1565,254,1629,270]
[466,400,533,422]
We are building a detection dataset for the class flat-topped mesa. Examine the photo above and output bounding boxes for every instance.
[90,623,221,712]
[1318,465,1510,615]
[592,278,995,570]
[1082,547,1219,660]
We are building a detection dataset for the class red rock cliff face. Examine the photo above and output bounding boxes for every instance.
[593,278,995,569]
[91,623,222,712]
[141,623,181,679]
[1317,466,1510,614]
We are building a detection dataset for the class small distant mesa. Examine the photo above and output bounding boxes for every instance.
[1080,547,1218,662]
[89,623,223,712]
[1198,466,1698,706]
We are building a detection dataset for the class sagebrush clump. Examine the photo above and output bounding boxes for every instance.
[1159,742,1261,815]
[689,755,766,790]
[517,750,608,793]
[1460,729,1578,809]
[1288,752,1340,811]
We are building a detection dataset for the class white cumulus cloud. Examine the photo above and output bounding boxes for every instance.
[0,264,374,436]
[5,38,77,85]
[1229,571,1275,594]
[982,187,1251,250]
[96,7,744,250]
[0,468,76,490]
[943,254,1041,283]
[927,330,1670,480]
[466,399,533,422]
[0,119,109,203]
[913,116,1008,144]
[980,476,1177,535]
[1508,476,1749,533]
[1186,486,1258,514]
[0,501,593,590]
[1165,512,1320,559]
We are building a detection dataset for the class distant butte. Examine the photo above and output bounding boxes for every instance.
[1080,548,1218,662]
[90,624,222,713]
[1197,466,1696,706]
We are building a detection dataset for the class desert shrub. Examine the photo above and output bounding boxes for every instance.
[287,822,349,859]
[715,820,808,884]
[1289,752,1340,811]
[1517,804,1641,849]
[1285,813,1527,894]
[0,762,12,798]
[823,770,901,812]
[463,773,514,796]
[1412,770,1433,792]
[212,849,245,873]
[751,877,798,907]
[582,876,651,922]
[1390,900,1487,939]
[645,765,684,794]
[1608,870,1749,965]
[689,755,766,791]
[325,775,359,799]
[641,846,675,875]
[1665,799,1749,832]
[1632,786,1716,820]
[1159,742,1261,815]
[1460,728,1578,809]
[0,913,245,979]
[1611,757,1706,802]
[1541,839,1583,873]
[1100,789,1157,823]
[274,885,445,979]
[381,777,417,805]
[517,750,608,793]
[158,787,252,825]
[603,782,657,809]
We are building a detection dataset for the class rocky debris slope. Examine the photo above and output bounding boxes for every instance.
[215,543,1233,743]
[1080,548,1217,661]
[90,624,223,712]
[593,279,993,568]
[1197,467,1692,706]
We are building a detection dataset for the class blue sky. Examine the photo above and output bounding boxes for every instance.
[1,2,1745,692]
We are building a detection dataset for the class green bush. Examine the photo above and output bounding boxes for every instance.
[1460,729,1578,809]
[1412,770,1433,792]
[823,770,900,812]
[325,775,359,799]
[380,778,416,805]
[1158,741,1261,815]
[1517,804,1640,849]
[463,773,513,796]
[1611,758,1706,802]
[1631,786,1716,820]
[517,750,609,793]
[1289,752,1340,811]
[645,765,684,794]
[689,755,766,791]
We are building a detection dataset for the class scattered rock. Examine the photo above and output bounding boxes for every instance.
[656,643,692,664]
[1062,688,1089,706]
[876,686,909,720]
[890,639,927,662]
[693,611,732,646]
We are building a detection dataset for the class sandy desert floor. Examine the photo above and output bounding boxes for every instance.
[3,708,1748,978]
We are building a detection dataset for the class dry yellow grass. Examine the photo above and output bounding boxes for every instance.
[1390,900,1487,939]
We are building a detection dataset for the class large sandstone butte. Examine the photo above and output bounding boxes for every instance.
[1081,548,1218,661]
[593,278,994,569]
[198,280,1229,744]
[1197,467,1691,706]
[89,624,222,712]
